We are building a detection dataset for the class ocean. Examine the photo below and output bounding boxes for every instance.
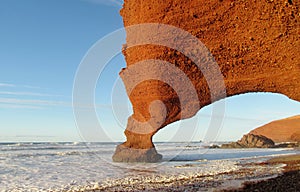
[0,142,298,191]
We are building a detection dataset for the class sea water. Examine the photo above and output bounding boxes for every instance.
[0,142,298,191]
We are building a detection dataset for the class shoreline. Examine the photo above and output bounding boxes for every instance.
[223,154,300,192]
[95,154,300,192]
[3,143,299,191]
[5,148,297,191]
[83,153,299,192]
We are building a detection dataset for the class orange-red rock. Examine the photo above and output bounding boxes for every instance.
[250,116,300,143]
[113,0,300,162]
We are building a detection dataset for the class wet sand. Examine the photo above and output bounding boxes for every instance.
[223,154,300,192]
[66,154,300,192]
[89,154,300,192]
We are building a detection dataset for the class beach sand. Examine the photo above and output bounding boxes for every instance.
[83,154,300,192]
[223,154,300,192]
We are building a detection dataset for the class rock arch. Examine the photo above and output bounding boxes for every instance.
[112,0,300,162]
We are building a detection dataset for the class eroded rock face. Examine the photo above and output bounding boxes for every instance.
[113,0,300,162]
[221,134,275,148]
[250,115,300,143]
[113,145,162,163]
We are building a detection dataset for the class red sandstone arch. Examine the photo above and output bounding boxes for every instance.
[112,0,300,162]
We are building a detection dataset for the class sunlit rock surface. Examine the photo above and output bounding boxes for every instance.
[113,0,300,162]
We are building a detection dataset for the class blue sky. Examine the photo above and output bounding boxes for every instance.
[1,0,300,143]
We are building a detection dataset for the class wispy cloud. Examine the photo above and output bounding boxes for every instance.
[0,83,68,109]
[0,98,68,106]
[0,103,43,109]
[0,98,71,108]
[0,91,63,97]
[0,82,41,89]
[0,83,16,87]
[0,95,120,110]
[15,135,57,138]
[83,0,123,7]
[22,85,41,89]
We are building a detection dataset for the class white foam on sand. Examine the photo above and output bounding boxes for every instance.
[0,142,298,191]
[43,159,241,192]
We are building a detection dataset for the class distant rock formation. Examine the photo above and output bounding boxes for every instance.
[113,0,300,162]
[250,115,300,143]
[221,134,275,148]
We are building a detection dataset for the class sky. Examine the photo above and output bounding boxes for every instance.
[0,0,300,143]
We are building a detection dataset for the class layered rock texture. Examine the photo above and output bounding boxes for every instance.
[221,134,275,148]
[113,0,300,162]
[250,115,300,143]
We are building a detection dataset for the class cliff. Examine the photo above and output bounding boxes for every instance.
[250,115,300,143]
[113,0,300,162]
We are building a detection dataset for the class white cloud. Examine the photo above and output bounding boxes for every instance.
[0,83,15,87]
[0,91,63,97]
[0,98,69,107]
[83,0,123,7]
[0,82,41,89]
[0,83,67,109]
[15,135,57,138]
[0,97,115,110]
[0,103,43,109]
[22,85,41,89]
